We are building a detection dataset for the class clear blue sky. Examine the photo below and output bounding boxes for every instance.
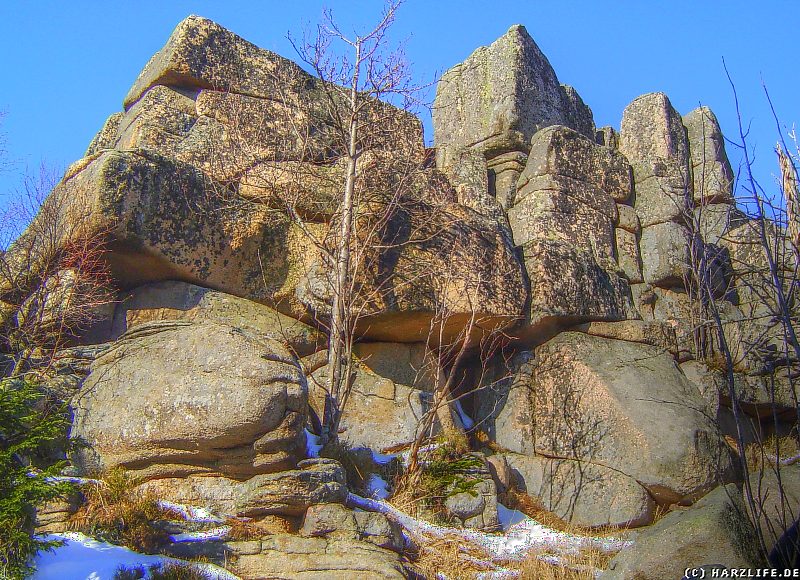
[0,1,797,206]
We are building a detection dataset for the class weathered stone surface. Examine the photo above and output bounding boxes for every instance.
[300,503,359,540]
[695,202,734,245]
[719,220,800,374]
[595,126,618,149]
[35,493,82,534]
[632,160,692,227]
[85,112,124,156]
[560,84,595,140]
[433,25,593,169]
[640,221,692,286]
[573,319,677,355]
[749,464,800,558]
[620,92,689,172]
[14,268,116,346]
[114,85,197,157]
[8,147,526,343]
[38,344,111,399]
[440,147,506,222]
[679,360,723,413]
[493,332,729,504]
[487,151,528,209]
[443,455,499,530]
[299,504,403,552]
[299,203,528,343]
[124,15,424,164]
[615,228,643,283]
[504,453,655,528]
[9,17,528,347]
[124,16,314,109]
[229,534,409,579]
[521,125,631,202]
[10,148,298,307]
[175,90,343,183]
[620,93,691,228]
[72,319,307,480]
[510,127,631,273]
[141,458,347,518]
[509,178,616,264]
[354,511,405,552]
[515,240,636,343]
[113,281,324,357]
[634,285,697,359]
[602,484,760,579]
[615,203,640,234]
[681,359,799,419]
[240,159,341,222]
[684,106,734,204]
[309,342,434,451]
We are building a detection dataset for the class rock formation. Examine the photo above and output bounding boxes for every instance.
[6,15,798,579]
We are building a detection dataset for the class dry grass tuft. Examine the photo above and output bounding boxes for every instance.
[514,549,610,580]
[408,536,496,580]
[500,486,574,533]
[499,486,627,538]
[407,532,615,580]
[250,514,299,535]
[390,436,483,524]
[744,435,800,470]
[224,517,264,541]
[473,430,504,453]
[69,467,178,553]
[113,562,214,579]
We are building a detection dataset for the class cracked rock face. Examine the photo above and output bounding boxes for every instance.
[309,342,435,451]
[11,15,793,562]
[4,14,528,344]
[503,452,655,528]
[602,484,760,579]
[71,319,308,480]
[491,333,731,506]
[432,24,595,208]
[683,106,734,204]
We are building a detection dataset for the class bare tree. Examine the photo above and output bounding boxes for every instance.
[192,1,455,447]
[0,163,114,379]
[404,234,513,474]
[677,68,800,565]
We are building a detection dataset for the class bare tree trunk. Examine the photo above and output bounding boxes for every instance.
[323,42,361,445]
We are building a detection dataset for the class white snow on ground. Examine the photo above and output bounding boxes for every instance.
[398,443,441,467]
[365,473,391,500]
[453,400,475,429]
[42,475,101,486]
[33,532,240,580]
[370,448,398,465]
[169,526,232,543]
[347,493,630,564]
[305,429,323,458]
[496,504,529,530]
[157,500,225,524]
[767,451,800,466]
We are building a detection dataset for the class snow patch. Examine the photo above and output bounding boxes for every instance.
[32,532,239,580]
[346,493,630,561]
[305,429,323,458]
[157,500,225,524]
[365,473,390,500]
[453,400,475,429]
[398,443,441,467]
[169,526,231,543]
[496,504,528,530]
[42,475,101,486]
[767,452,800,466]
[370,449,397,465]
